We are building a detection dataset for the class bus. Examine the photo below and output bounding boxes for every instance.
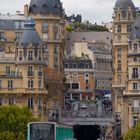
[27,121,74,140]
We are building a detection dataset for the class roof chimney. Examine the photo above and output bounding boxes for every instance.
[24,4,29,17]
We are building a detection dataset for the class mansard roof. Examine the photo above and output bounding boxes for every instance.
[129,13,140,40]
[19,17,41,46]
[115,0,135,10]
[29,0,63,16]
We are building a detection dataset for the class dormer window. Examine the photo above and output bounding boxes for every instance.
[118,13,121,20]
[133,43,138,52]
[53,4,58,8]
[28,51,33,61]
[32,4,37,9]
[42,4,47,8]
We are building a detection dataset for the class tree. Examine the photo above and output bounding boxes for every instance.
[123,119,140,140]
[0,105,38,140]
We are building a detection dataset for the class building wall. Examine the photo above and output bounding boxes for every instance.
[112,2,136,134]
[65,68,94,101]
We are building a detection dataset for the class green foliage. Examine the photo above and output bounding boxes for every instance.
[0,105,37,140]
[123,119,140,140]
[66,21,108,32]
[66,25,73,32]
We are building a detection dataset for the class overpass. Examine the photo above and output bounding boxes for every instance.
[60,117,114,126]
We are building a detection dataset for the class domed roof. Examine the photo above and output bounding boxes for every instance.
[129,13,140,40]
[29,0,63,16]
[115,0,135,10]
[19,17,41,46]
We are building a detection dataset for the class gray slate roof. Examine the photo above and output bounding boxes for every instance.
[19,17,41,46]
[0,14,26,30]
[129,13,140,40]
[29,0,63,16]
[88,44,110,54]
[115,0,135,10]
[66,31,112,55]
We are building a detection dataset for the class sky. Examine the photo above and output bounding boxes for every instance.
[0,0,139,24]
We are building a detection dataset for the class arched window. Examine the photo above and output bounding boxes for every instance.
[73,73,78,82]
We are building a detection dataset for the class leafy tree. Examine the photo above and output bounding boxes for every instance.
[123,119,140,140]
[66,22,108,32]
[66,24,73,32]
[0,105,38,140]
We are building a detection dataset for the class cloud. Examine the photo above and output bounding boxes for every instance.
[0,0,139,24]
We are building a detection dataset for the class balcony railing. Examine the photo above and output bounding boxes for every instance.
[0,57,15,62]
[38,71,43,77]
[132,107,139,113]
[27,71,34,76]
[0,71,22,77]
[132,73,138,79]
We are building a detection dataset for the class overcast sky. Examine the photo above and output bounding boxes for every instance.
[0,0,139,24]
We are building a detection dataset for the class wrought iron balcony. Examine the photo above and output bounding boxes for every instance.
[0,71,22,77]
[27,71,34,77]
[38,71,43,77]
[132,107,139,113]
[132,73,138,79]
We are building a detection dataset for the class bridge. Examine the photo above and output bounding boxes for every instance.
[50,100,115,126]
[58,107,114,126]
[60,117,114,126]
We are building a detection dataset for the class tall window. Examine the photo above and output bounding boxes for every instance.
[38,96,42,111]
[28,98,33,109]
[39,51,42,61]
[133,116,138,126]
[38,80,42,89]
[19,51,22,60]
[28,66,33,76]
[127,25,131,32]
[118,13,121,20]
[42,22,48,30]
[28,80,33,89]
[6,66,10,76]
[73,73,78,82]
[9,97,14,105]
[8,80,13,89]
[0,32,5,40]
[15,32,22,41]
[28,51,33,60]
[38,66,42,76]
[133,43,138,52]
[132,68,138,78]
[117,25,121,32]
[54,46,58,54]
[133,83,138,90]
[117,61,121,71]
[42,33,48,41]
[117,48,121,58]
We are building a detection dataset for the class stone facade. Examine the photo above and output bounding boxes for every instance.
[0,0,65,120]
[112,0,140,135]
[64,59,94,103]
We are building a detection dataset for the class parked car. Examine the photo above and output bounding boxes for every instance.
[80,103,87,109]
